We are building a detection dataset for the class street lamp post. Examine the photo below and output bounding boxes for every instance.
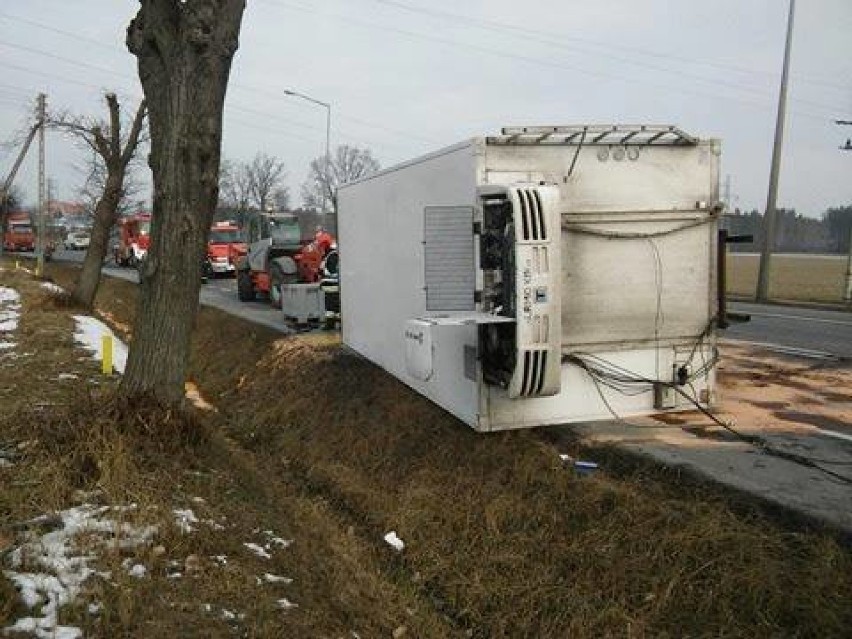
[283,89,331,221]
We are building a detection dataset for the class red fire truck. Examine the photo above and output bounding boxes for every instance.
[3,213,35,252]
[206,221,246,276]
[113,213,151,266]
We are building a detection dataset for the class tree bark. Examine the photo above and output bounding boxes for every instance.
[72,171,123,308]
[121,0,245,406]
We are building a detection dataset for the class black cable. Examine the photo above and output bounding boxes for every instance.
[566,128,586,177]
[565,354,852,484]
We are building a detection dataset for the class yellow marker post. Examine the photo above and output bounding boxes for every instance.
[14,260,19,270]
[101,334,113,375]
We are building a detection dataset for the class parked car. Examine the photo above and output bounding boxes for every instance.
[65,231,91,250]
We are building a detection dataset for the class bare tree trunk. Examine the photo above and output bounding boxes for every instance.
[121,0,245,405]
[72,173,123,308]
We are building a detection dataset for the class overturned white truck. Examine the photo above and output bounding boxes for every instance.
[338,125,722,432]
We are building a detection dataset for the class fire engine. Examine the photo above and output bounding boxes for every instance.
[206,220,246,276]
[113,213,151,266]
[3,214,35,252]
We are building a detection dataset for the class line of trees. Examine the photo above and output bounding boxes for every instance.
[218,144,380,219]
[723,206,852,253]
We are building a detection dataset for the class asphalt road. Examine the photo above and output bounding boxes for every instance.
[726,302,852,359]
[51,249,291,334]
[49,249,851,356]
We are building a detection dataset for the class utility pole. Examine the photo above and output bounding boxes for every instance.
[723,174,732,213]
[838,120,852,301]
[36,93,46,276]
[756,0,795,302]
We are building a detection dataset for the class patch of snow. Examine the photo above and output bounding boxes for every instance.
[262,573,293,584]
[72,314,129,374]
[243,542,271,560]
[190,496,206,504]
[3,503,157,639]
[212,554,228,566]
[40,282,65,294]
[57,373,79,380]
[173,508,199,534]
[87,603,102,615]
[127,564,147,578]
[277,598,298,610]
[383,531,405,552]
[0,286,21,350]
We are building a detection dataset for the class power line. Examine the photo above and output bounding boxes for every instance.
[0,11,442,148]
[371,0,852,94]
[261,0,842,121]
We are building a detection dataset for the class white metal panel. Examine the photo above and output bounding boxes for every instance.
[404,320,433,381]
[339,140,484,428]
[424,206,475,311]
[484,141,721,214]
[560,218,713,348]
[482,344,716,432]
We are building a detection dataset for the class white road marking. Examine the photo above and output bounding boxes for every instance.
[728,340,838,361]
[743,311,852,327]
[817,429,852,444]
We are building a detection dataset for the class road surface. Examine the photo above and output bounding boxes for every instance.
[726,302,852,359]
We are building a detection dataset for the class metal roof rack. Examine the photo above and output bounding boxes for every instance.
[488,125,698,147]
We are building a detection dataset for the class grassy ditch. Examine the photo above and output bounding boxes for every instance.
[3,260,851,637]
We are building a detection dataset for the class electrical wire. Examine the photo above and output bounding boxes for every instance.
[369,0,852,95]
[564,352,852,485]
[564,216,715,239]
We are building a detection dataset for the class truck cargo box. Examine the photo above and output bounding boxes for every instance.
[338,125,721,432]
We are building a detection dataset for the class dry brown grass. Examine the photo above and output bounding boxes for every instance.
[727,253,848,303]
[4,259,849,637]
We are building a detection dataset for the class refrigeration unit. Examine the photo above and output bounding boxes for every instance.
[338,125,722,432]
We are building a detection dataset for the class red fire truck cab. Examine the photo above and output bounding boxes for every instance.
[207,221,246,276]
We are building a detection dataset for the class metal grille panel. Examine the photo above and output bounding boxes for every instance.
[424,206,475,311]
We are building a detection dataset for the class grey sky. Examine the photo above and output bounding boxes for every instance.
[1,0,850,217]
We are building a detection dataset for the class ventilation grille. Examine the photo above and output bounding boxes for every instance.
[520,349,548,396]
[517,189,547,241]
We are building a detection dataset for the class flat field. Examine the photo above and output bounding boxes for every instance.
[727,253,847,303]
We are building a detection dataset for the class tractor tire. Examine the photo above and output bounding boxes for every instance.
[237,269,255,302]
[269,263,284,309]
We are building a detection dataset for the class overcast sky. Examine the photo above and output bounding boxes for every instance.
[1,0,850,217]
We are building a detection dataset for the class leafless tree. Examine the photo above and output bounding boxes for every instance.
[218,157,251,211]
[247,152,286,212]
[272,186,290,211]
[76,148,145,219]
[122,0,245,406]
[48,93,147,309]
[301,144,380,214]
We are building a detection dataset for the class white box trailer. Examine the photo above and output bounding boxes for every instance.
[338,125,721,432]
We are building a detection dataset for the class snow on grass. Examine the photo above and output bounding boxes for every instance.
[3,504,157,639]
[72,315,128,374]
[262,573,293,584]
[276,597,298,610]
[383,531,405,552]
[40,282,65,294]
[243,543,272,560]
[173,508,199,534]
[0,286,21,350]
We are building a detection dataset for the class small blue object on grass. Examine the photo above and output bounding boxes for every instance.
[559,454,599,476]
[573,461,599,476]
